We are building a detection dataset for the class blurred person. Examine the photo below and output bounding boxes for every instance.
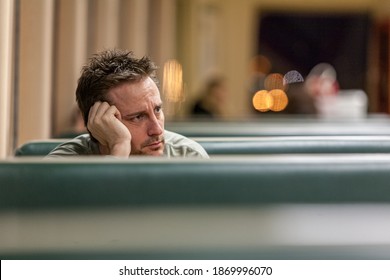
[47,49,208,158]
[304,63,340,116]
[190,75,227,118]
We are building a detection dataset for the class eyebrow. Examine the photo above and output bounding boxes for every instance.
[123,103,163,118]
[124,110,146,118]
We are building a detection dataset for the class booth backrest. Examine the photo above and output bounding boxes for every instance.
[14,139,68,156]
[14,136,390,156]
[2,155,390,209]
[196,136,390,154]
[1,156,390,259]
[166,118,390,137]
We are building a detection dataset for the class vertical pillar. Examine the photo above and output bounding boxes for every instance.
[119,0,149,57]
[18,0,55,146]
[92,0,121,51]
[222,0,255,118]
[0,0,15,158]
[148,0,177,79]
[54,0,88,136]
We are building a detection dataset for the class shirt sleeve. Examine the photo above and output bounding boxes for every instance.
[45,134,99,158]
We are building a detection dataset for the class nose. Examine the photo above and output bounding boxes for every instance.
[147,114,164,136]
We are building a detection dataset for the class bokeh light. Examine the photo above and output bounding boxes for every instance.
[163,59,184,103]
[269,89,288,112]
[250,55,271,75]
[251,70,301,113]
[283,70,304,85]
[252,90,273,112]
[264,73,285,91]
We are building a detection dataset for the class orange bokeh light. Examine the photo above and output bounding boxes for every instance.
[264,73,285,91]
[269,89,288,112]
[252,90,273,112]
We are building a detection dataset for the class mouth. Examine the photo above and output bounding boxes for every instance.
[146,140,163,149]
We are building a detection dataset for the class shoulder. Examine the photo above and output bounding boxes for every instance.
[46,134,99,157]
[164,130,209,158]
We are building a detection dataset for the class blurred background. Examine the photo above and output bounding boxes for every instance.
[2,0,390,157]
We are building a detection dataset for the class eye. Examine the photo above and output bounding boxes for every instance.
[130,114,145,122]
[155,106,163,114]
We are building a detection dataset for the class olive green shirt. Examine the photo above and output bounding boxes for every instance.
[46,130,209,158]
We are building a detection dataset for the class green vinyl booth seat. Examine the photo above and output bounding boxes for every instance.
[14,139,68,157]
[165,118,390,137]
[2,155,390,209]
[14,135,390,156]
[2,155,390,259]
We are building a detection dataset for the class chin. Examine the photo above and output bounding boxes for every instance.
[144,148,164,157]
[154,147,165,156]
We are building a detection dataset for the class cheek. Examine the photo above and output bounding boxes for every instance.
[159,119,165,130]
[122,123,142,145]
[128,127,144,146]
[160,113,165,128]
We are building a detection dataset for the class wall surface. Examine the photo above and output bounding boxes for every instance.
[0,0,15,158]
[177,0,385,118]
[6,0,390,153]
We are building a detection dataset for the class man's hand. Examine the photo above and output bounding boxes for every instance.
[87,101,131,157]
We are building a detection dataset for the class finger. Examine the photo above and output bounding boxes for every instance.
[106,105,122,121]
[88,101,102,122]
[94,101,111,120]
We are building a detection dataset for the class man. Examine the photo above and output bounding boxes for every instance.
[47,49,208,158]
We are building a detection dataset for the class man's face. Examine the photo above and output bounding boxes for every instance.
[106,77,165,156]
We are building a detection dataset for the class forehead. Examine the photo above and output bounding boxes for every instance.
[106,77,161,109]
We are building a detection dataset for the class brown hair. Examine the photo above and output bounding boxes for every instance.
[76,49,158,126]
